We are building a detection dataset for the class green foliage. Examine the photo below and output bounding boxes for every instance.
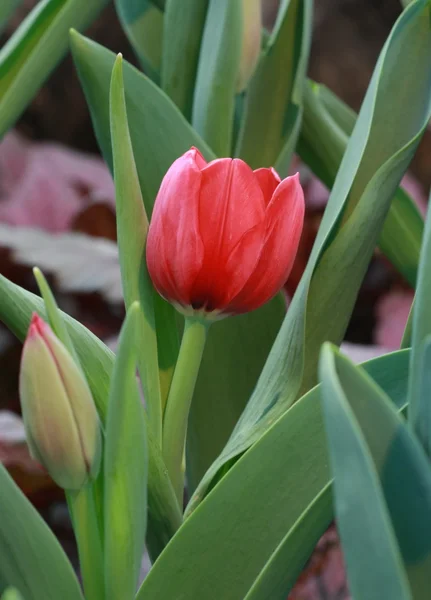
[188,0,431,513]
[0,0,107,136]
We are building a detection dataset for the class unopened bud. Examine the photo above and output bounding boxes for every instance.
[19,314,101,490]
[237,0,262,92]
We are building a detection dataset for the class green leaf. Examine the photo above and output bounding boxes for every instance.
[161,0,209,119]
[104,304,147,600]
[114,0,163,82]
[0,463,83,600]
[70,30,287,492]
[109,54,162,444]
[320,345,431,599]
[298,80,424,288]
[137,349,409,600]
[33,267,78,362]
[243,485,332,600]
[191,0,242,155]
[235,0,312,174]
[0,274,181,559]
[188,0,431,511]
[409,189,431,451]
[187,296,285,490]
[0,0,107,136]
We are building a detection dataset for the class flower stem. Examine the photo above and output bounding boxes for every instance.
[162,317,208,506]
[67,486,105,600]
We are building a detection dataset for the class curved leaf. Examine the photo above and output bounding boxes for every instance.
[298,80,424,287]
[161,0,209,119]
[408,189,431,450]
[320,345,431,599]
[104,305,147,600]
[137,350,409,600]
[236,0,312,174]
[0,0,107,136]
[191,0,242,155]
[114,0,163,81]
[0,464,83,600]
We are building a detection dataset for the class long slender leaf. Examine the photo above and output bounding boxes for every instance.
[236,0,312,174]
[0,464,84,600]
[136,349,410,600]
[408,189,431,451]
[191,0,242,155]
[298,80,424,287]
[320,345,431,598]
[0,274,181,559]
[109,54,162,443]
[188,0,431,511]
[114,0,163,82]
[161,0,209,119]
[0,0,107,136]
[104,304,147,600]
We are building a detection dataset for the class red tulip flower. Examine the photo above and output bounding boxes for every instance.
[146,147,304,319]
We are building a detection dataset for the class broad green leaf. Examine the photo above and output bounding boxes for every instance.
[0,274,181,559]
[408,188,431,450]
[298,80,424,287]
[70,30,287,493]
[104,305,147,600]
[191,0,242,155]
[33,268,105,600]
[187,296,285,490]
[188,0,431,511]
[0,463,83,600]
[0,0,107,137]
[110,54,162,443]
[0,0,22,35]
[161,0,209,119]
[243,485,332,600]
[114,0,163,82]
[236,0,312,174]
[320,345,431,598]
[137,349,409,600]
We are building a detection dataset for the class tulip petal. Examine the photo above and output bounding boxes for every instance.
[147,151,204,305]
[190,158,266,308]
[220,222,265,309]
[189,146,207,170]
[228,173,304,313]
[254,167,281,205]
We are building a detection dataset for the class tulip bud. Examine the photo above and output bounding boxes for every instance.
[236,0,262,92]
[146,147,304,319]
[19,314,101,490]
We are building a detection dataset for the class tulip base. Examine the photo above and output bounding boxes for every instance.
[162,317,209,507]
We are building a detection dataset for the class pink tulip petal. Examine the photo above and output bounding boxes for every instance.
[228,173,304,313]
[147,152,204,305]
[253,167,281,205]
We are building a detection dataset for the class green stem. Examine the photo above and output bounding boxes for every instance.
[67,486,105,600]
[162,318,208,505]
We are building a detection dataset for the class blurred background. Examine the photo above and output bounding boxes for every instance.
[0,1,428,598]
